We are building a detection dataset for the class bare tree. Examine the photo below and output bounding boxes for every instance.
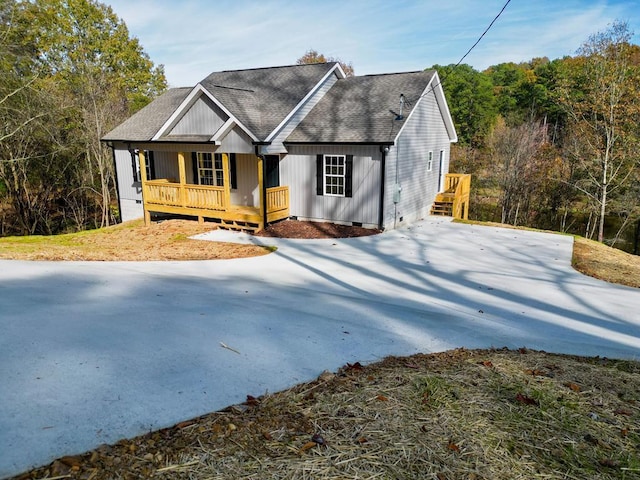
[558,21,640,242]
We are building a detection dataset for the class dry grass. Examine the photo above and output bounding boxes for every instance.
[15,349,640,480]
[0,219,270,261]
[573,237,640,288]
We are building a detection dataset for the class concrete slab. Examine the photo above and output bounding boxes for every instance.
[1,217,639,478]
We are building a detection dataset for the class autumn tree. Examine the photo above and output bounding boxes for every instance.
[557,21,640,242]
[296,49,354,77]
[0,0,166,234]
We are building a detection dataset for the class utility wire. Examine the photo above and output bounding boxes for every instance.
[453,0,512,69]
[412,0,512,103]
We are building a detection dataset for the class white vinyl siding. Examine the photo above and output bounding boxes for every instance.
[383,87,451,229]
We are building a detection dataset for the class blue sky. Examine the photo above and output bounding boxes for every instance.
[106,0,640,88]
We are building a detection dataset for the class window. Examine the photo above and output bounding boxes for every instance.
[316,154,353,198]
[427,151,433,172]
[324,155,346,196]
[131,150,154,182]
[196,152,224,186]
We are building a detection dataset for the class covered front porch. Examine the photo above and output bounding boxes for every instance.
[138,151,289,232]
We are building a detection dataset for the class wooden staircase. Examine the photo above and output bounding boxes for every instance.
[430,174,471,220]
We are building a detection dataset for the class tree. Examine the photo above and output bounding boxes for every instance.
[296,49,354,77]
[557,21,640,242]
[0,0,167,234]
[431,64,496,146]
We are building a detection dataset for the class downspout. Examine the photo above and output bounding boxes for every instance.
[378,145,388,230]
[106,142,123,224]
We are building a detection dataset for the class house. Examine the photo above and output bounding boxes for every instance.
[102,62,468,232]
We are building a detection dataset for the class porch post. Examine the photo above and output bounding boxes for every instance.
[257,155,265,229]
[222,153,231,211]
[177,152,187,208]
[139,150,150,226]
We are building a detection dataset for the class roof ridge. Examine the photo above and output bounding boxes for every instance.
[216,62,338,74]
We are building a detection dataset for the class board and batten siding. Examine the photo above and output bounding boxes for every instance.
[230,154,259,207]
[262,72,339,155]
[282,145,381,227]
[168,95,227,136]
[382,87,451,230]
[113,144,143,221]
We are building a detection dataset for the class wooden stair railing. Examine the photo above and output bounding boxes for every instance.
[430,174,471,220]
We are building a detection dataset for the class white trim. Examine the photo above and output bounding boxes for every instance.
[264,63,345,143]
[393,71,458,144]
[210,118,237,142]
[323,154,346,197]
[152,84,259,142]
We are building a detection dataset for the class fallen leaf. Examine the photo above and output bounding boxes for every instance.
[515,393,539,406]
[599,458,619,468]
[479,360,493,367]
[621,428,629,437]
[300,441,316,453]
[176,420,195,429]
[376,394,388,402]
[525,369,546,376]
[447,441,460,452]
[263,431,273,440]
[311,433,326,445]
[564,382,581,392]
[244,395,260,406]
[518,348,528,354]
[357,437,368,444]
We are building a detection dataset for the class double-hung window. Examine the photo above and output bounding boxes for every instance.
[324,154,346,196]
[132,150,154,182]
[197,152,224,186]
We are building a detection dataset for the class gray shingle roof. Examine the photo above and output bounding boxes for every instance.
[286,70,437,144]
[102,88,192,141]
[199,63,337,140]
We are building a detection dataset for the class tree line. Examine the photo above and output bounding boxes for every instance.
[435,21,640,251]
[0,0,166,235]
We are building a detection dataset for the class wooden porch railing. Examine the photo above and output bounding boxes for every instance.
[446,173,471,220]
[266,186,289,214]
[145,180,226,211]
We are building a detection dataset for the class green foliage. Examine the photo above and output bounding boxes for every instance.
[0,0,167,235]
[431,64,496,146]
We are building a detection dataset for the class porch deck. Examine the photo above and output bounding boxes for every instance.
[143,180,289,231]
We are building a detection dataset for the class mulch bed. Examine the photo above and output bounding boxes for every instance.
[256,219,381,239]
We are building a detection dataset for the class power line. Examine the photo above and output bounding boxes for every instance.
[411,0,512,105]
[454,0,512,69]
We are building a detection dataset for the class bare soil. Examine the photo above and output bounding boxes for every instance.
[257,219,381,239]
[0,219,378,261]
[12,348,640,480]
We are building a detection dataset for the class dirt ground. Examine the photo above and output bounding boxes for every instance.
[257,219,381,239]
[0,218,380,261]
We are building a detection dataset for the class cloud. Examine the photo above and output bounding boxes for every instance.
[106,0,640,86]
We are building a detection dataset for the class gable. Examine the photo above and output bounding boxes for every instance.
[167,95,228,137]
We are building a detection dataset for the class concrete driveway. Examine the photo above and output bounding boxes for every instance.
[1,217,639,478]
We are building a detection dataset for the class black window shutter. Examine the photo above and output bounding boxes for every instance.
[230,153,237,190]
[191,152,198,184]
[131,152,139,182]
[148,151,156,180]
[316,154,323,196]
[345,155,353,198]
